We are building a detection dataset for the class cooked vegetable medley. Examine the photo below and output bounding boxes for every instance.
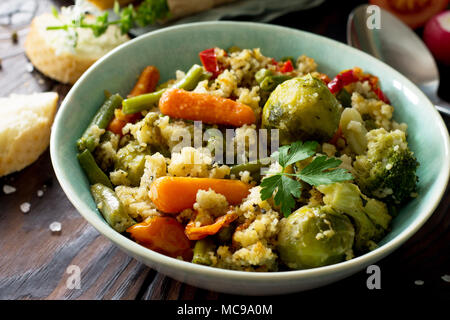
[77,47,419,271]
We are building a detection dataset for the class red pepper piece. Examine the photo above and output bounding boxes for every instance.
[199,48,221,78]
[339,69,357,86]
[327,77,343,94]
[279,60,294,73]
[373,87,390,104]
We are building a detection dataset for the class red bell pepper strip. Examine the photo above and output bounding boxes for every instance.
[279,60,294,73]
[199,48,221,78]
[328,68,390,104]
[328,69,359,94]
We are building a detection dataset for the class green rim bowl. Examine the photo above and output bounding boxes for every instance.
[50,21,450,295]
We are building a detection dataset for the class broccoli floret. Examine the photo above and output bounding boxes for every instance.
[353,128,419,205]
[317,182,391,252]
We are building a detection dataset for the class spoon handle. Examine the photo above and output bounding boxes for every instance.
[434,97,450,117]
[435,105,450,117]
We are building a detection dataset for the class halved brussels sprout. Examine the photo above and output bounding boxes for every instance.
[278,205,354,269]
[262,74,341,144]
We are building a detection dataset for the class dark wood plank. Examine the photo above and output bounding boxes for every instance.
[0,0,153,300]
[0,151,151,300]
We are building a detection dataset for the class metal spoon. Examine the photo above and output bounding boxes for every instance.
[347,4,450,116]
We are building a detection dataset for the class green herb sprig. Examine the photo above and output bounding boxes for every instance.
[260,141,353,217]
[47,0,170,40]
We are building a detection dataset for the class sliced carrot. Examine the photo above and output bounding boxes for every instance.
[149,177,250,214]
[159,88,256,127]
[107,66,160,134]
[107,108,141,135]
[127,216,192,260]
[185,209,238,241]
[128,65,160,98]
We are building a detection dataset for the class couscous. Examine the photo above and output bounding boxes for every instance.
[76,47,419,271]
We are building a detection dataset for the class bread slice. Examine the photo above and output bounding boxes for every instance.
[0,92,59,177]
[24,13,129,85]
[87,0,136,10]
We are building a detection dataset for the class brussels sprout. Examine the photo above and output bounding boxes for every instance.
[262,74,341,144]
[114,141,151,186]
[278,206,354,269]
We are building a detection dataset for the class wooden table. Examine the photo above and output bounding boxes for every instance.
[1,0,449,301]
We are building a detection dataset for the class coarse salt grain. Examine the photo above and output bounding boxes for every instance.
[37,190,44,197]
[20,202,31,213]
[414,280,424,286]
[3,184,16,194]
[442,275,450,283]
[26,63,34,73]
[49,221,62,233]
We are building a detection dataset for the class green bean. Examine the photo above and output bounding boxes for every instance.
[90,183,135,233]
[77,93,123,152]
[230,157,272,183]
[77,149,113,189]
[260,75,292,91]
[336,88,352,108]
[122,89,165,115]
[192,238,216,266]
[174,64,205,91]
[122,64,204,115]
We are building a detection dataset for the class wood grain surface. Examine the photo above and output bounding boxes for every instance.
[0,0,449,301]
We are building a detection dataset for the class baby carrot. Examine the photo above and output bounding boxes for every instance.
[107,66,160,134]
[128,65,160,98]
[149,177,250,214]
[185,210,238,241]
[159,88,256,127]
[127,216,192,260]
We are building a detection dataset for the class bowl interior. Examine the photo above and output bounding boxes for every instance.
[51,22,449,281]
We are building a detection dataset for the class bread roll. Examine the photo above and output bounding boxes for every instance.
[24,13,129,85]
[167,0,237,18]
[0,92,59,177]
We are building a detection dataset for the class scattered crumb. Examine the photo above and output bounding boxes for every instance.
[441,275,450,283]
[20,202,31,213]
[414,280,424,286]
[49,221,62,233]
[38,78,45,85]
[11,30,18,44]
[3,184,16,194]
[26,63,34,73]
[37,190,44,197]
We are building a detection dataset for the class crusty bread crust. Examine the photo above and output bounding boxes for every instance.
[24,14,97,85]
[0,92,59,177]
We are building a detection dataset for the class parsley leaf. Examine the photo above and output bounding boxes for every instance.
[297,156,354,186]
[47,0,170,42]
[260,174,302,217]
[274,140,318,167]
[260,141,353,217]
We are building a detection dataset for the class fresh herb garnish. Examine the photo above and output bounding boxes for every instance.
[260,141,353,217]
[47,0,170,41]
